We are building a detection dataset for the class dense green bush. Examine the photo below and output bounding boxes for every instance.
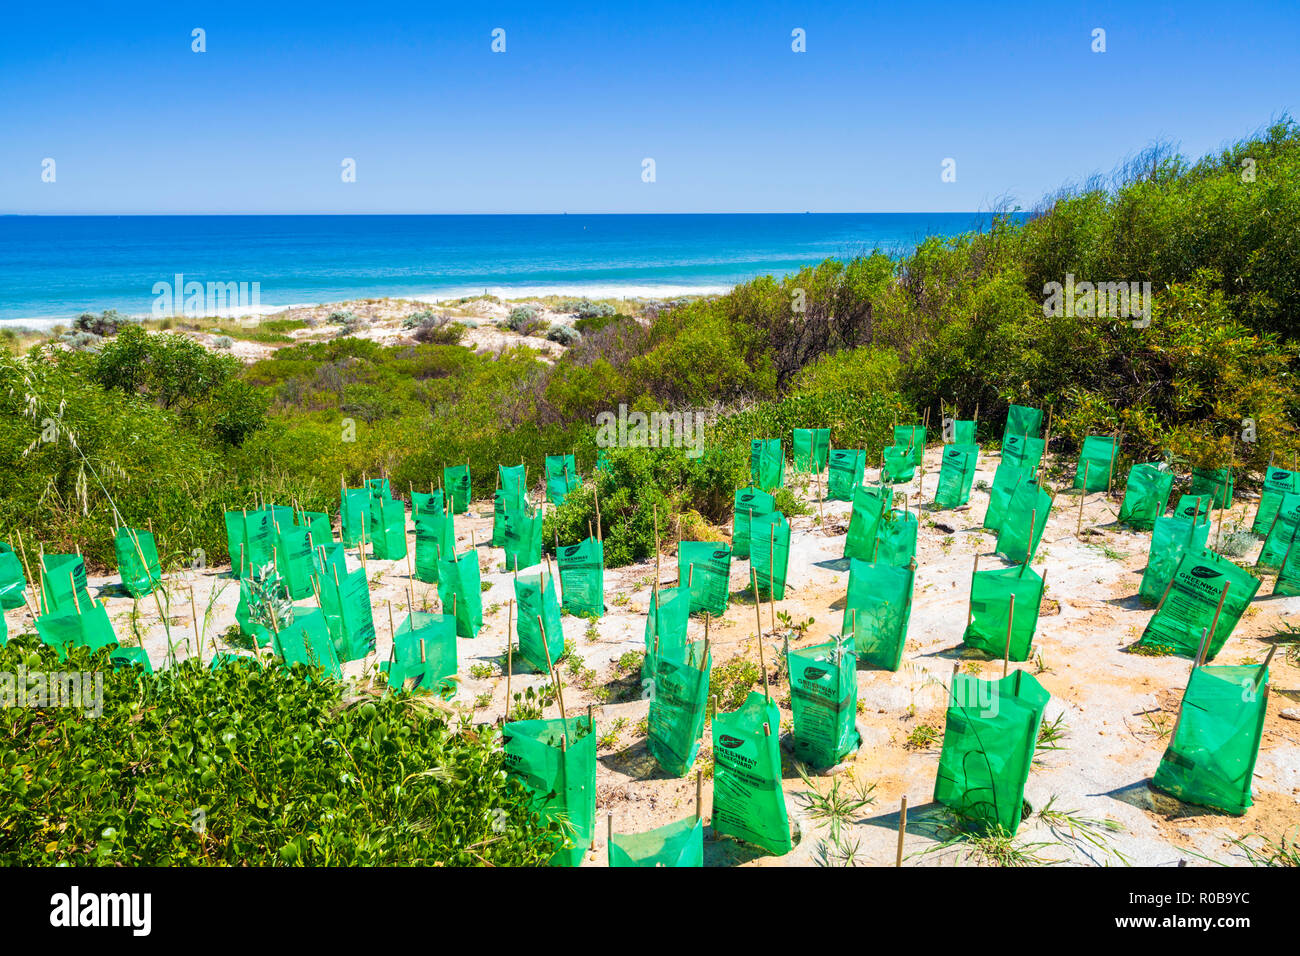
[0,638,560,866]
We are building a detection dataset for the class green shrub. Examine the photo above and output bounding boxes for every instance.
[0,638,560,866]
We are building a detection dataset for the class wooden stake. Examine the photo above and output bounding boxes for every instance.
[1077,462,1090,537]
[189,585,201,665]
[1254,645,1277,694]
[1003,592,1016,677]
[1202,581,1231,664]
[505,600,514,720]
[653,502,661,590]
[752,568,769,703]
[539,613,566,720]
[1022,508,1038,575]
[896,795,908,867]
[768,523,777,631]
[1154,575,1176,614]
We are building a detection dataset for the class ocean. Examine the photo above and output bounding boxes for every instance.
[0,213,1017,327]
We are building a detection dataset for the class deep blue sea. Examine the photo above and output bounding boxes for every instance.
[0,213,1017,326]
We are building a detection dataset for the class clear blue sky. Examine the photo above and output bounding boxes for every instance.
[1,0,1295,214]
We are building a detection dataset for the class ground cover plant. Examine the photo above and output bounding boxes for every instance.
[0,636,561,866]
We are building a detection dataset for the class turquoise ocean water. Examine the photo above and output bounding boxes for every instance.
[0,213,1019,326]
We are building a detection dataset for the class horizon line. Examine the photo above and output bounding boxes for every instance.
[0,210,1024,218]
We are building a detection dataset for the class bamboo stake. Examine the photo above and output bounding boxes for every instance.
[695,770,703,823]
[653,503,661,590]
[15,530,38,615]
[1254,645,1277,695]
[768,523,777,632]
[1153,575,1176,614]
[896,795,908,867]
[505,600,514,722]
[1022,508,1037,575]
[1201,581,1231,665]
[607,811,614,866]
[189,585,202,666]
[1003,592,1016,676]
[1108,430,1122,497]
[539,613,566,720]
[752,568,769,703]
[1077,461,1090,537]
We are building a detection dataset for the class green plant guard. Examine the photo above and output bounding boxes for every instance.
[826,449,865,501]
[514,571,564,672]
[788,637,859,768]
[39,553,91,616]
[1117,463,1174,530]
[1151,664,1269,815]
[437,549,484,637]
[1190,466,1233,510]
[935,443,979,509]
[545,453,581,505]
[1256,491,1300,571]
[712,691,792,856]
[876,508,918,567]
[934,670,1050,833]
[274,606,343,679]
[880,444,915,484]
[503,713,597,867]
[995,481,1052,564]
[1252,466,1299,534]
[750,438,785,491]
[113,527,162,598]
[1003,404,1043,441]
[382,610,457,696]
[1140,549,1259,660]
[963,565,1044,663]
[556,535,605,617]
[749,511,790,599]
[1073,435,1119,492]
[844,483,892,561]
[443,463,472,514]
[678,542,731,616]
[643,585,691,681]
[1000,434,1044,473]
[792,427,830,472]
[893,424,926,466]
[646,640,711,777]
[609,816,704,867]
[367,496,408,561]
[732,487,775,560]
[841,558,913,671]
[319,565,377,660]
[0,543,27,610]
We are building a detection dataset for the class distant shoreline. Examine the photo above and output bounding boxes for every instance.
[0,283,732,331]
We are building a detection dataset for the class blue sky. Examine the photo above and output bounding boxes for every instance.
[1,0,1295,214]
